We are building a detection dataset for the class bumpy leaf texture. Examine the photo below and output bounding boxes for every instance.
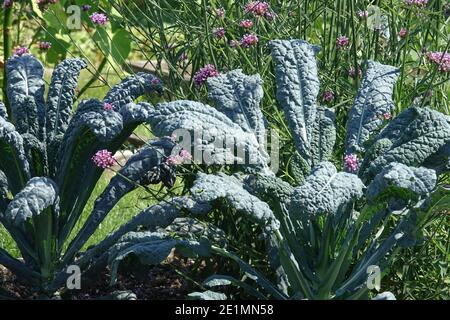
[0,102,6,118]
[4,177,59,226]
[290,162,365,218]
[107,231,210,285]
[244,174,294,207]
[76,196,211,268]
[0,116,31,194]
[366,163,437,202]
[165,217,227,246]
[46,58,88,143]
[207,69,266,146]
[0,170,9,212]
[148,100,270,173]
[6,55,46,138]
[361,107,450,179]
[61,138,176,263]
[191,173,280,232]
[270,40,320,161]
[345,61,400,154]
[103,72,163,110]
[311,106,336,166]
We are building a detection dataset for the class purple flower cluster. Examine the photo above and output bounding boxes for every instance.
[90,12,108,26]
[39,41,52,51]
[193,64,219,88]
[92,149,116,169]
[2,0,12,9]
[239,33,259,48]
[405,0,428,7]
[358,10,369,19]
[166,149,192,166]
[213,27,226,39]
[244,1,274,19]
[215,7,225,18]
[336,35,350,50]
[399,28,408,38]
[13,46,29,57]
[239,19,254,29]
[344,154,359,173]
[81,4,91,12]
[322,89,335,103]
[427,51,450,73]
[348,67,362,79]
[103,102,114,111]
[383,112,392,121]
[36,0,57,9]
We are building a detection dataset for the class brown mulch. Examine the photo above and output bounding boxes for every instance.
[0,257,198,300]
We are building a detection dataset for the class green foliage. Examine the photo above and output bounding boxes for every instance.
[0,53,170,295]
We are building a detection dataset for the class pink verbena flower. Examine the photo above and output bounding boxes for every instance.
[239,19,254,28]
[179,149,192,161]
[336,35,350,50]
[39,41,52,51]
[92,149,116,169]
[426,51,450,73]
[13,46,29,57]
[103,102,114,111]
[2,0,12,8]
[244,1,270,17]
[36,0,57,8]
[264,11,277,21]
[90,12,108,26]
[166,155,181,166]
[322,89,335,103]
[405,0,428,7]
[81,4,91,11]
[383,112,392,120]
[193,64,219,88]
[344,154,359,173]
[229,40,239,48]
[213,27,226,39]
[215,7,225,18]
[348,67,362,78]
[240,34,259,48]
[399,28,408,38]
[358,10,369,19]
[166,150,192,166]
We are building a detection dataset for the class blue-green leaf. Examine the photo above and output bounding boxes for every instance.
[103,73,163,110]
[367,163,437,202]
[148,100,270,173]
[207,69,266,145]
[4,177,59,226]
[46,58,87,143]
[270,39,321,162]
[345,61,399,154]
[290,162,365,218]
[0,117,31,194]
[363,107,450,179]
[191,173,279,232]
[5,55,46,139]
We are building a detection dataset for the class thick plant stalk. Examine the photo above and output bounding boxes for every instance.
[2,4,13,115]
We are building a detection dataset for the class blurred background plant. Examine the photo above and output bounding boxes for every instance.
[0,0,449,299]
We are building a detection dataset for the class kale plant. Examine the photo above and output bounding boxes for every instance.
[0,54,214,297]
[132,39,449,300]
